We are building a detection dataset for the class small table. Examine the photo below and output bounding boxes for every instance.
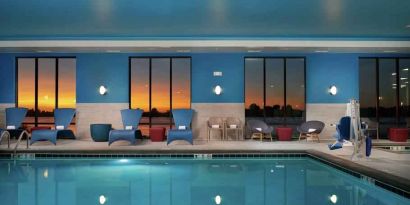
[150,127,166,142]
[276,127,293,141]
[389,128,408,142]
[90,124,112,142]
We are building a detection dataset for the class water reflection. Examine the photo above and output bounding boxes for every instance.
[0,159,408,205]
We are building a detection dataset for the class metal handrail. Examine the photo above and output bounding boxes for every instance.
[13,130,30,155]
[0,131,11,148]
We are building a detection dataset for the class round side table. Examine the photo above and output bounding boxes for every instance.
[90,124,112,142]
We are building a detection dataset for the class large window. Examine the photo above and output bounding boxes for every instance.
[16,57,76,130]
[359,57,410,138]
[129,57,191,135]
[245,57,306,135]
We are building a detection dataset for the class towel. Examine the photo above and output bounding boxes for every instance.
[211,125,220,128]
[56,125,65,130]
[178,125,186,130]
[6,125,15,130]
[229,125,238,129]
[125,126,133,130]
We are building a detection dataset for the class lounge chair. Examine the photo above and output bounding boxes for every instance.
[297,120,325,142]
[247,119,274,141]
[30,108,76,145]
[0,108,28,148]
[167,109,194,145]
[108,109,143,146]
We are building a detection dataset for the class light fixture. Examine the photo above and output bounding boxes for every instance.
[105,50,121,53]
[329,85,338,96]
[177,49,191,53]
[99,195,107,205]
[214,85,222,95]
[99,86,107,95]
[214,195,222,205]
[36,50,51,53]
[329,194,338,204]
[43,169,49,178]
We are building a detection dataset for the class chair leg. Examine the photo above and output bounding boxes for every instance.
[299,133,301,141]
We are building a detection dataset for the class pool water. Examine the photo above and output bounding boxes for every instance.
[0,158,409,205]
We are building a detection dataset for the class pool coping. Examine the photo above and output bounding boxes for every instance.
[0,149,409,199]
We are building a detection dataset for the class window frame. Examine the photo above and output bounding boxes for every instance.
[243,56,306,125]
[15,56,77,126]
[359,57,410,127]
[128,56,192,129]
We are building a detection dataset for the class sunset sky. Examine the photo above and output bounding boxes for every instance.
[18,58,76,112]
[130,58,191,112]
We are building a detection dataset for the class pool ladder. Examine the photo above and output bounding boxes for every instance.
[12,130,30,155]
[0,131,11,148]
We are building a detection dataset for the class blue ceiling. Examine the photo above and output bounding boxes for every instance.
[0,0,409,40]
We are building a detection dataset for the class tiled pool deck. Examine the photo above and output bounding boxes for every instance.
[1,139,410,196]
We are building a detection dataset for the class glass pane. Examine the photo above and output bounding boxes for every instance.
[285,58,305,125]
[17,58,35,124]
[130,58,150,125]
[359,59,377,119]
[58,58,76,108]
[38,58,56,124]
[151,58,171,125]
[379,59,397,137]
[245,58,264,119]
[172,58,191,110]
[399,59,410,132]
[265,58,284,125]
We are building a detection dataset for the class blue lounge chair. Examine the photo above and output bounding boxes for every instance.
[108,109,143,146]
[30,108,76,145]
[0,108,28,148]
[167,109,194,145]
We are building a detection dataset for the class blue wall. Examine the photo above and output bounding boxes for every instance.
[191,53,244,103]
[306,54,359,103]
[0,53,15,103]
[1,52,408,105]
[76,54,129,103]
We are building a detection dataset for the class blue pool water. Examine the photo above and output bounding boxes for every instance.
[0,158,409,205]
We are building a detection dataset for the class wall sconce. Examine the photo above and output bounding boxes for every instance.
[99,86,107,95]
[329,85,337,96]
[214,85,222,95]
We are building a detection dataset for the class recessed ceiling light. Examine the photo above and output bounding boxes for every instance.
[36,50,51,53]
[177,49,191,53]
[247,50,262,53]
[314,50,329,53]
[106,50,121,53]
[383,50,397,53]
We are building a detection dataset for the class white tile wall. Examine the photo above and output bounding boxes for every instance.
[191,103,245,141]
[0,104,15,128]
[306,103,347,140]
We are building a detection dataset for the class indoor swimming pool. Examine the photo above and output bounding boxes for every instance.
[0,157,408,205]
